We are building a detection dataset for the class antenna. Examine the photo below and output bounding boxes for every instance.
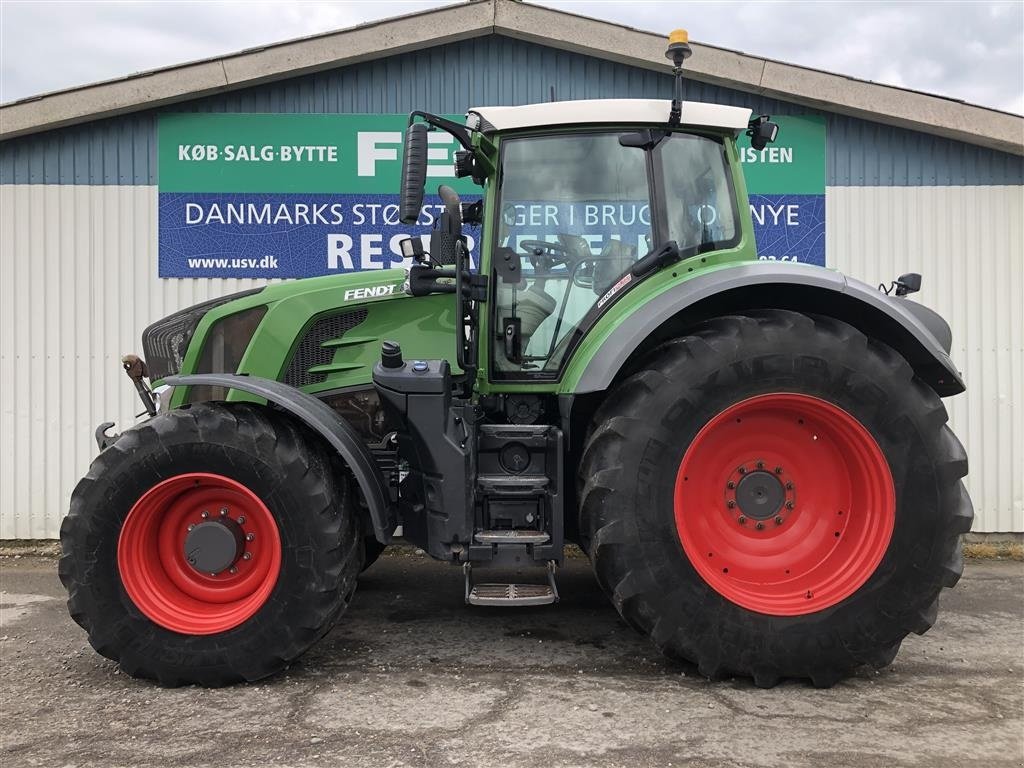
[665,29,692,127]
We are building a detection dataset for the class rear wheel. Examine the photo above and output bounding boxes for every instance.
[60,403,362,686]
[579,310,972,687]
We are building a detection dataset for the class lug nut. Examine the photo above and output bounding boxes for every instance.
[755,522,764,530]
[246,533,255,542]
[201,510,210,519]
[187,524,196,532]
[786,501,794,509]
[756,461,764,469]
[775,466,784,474]
[243,552,253,561]
[726,481,735,489]
[220,507,228,516]
[229,566,238,574]
[738,467,747,474]
[727,500,736,509]
[775,516,784,525]
[738,515,747,525]
[237,516,246,525]
[785,481,794,490]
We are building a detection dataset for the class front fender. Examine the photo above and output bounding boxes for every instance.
[165,373,395,543]
[567,261,964,397]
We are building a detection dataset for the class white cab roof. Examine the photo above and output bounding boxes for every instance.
[467,99,752,133]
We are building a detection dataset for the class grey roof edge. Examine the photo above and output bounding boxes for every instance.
[496,1,1024,156]
[0,0,493,140]
[1,0,1021,156]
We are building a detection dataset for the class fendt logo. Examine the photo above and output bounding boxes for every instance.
[344,285,397,301]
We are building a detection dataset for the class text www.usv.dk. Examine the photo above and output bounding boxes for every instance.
[185,256,280,270]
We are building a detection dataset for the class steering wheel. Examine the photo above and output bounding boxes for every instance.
[518,240,577,273]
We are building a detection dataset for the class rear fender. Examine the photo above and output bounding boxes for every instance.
[571,262,964,397]
[165,373,394,543]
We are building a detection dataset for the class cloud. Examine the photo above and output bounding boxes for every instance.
[0,1,455,102]
[1,0,1020,114]
[536,0,1023,114]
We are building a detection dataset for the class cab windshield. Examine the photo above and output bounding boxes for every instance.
[492,130,738,378]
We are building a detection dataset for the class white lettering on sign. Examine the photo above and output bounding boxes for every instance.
[327,234,355,270]
[279,145,338,162]
[185,202,345,226]
[582,204,650,227]
[356,131,458,177]
[326,232,476,271]
[344,284,398,301]
[739,146,794,164]
[225,145,275,162]
[357,132,402,176]
[178,145,219,161]
[750,203,799,227]
[426,133,456,178]
[176,145,339,163]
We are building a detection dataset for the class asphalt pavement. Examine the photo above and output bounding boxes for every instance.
[1,550,1022,768]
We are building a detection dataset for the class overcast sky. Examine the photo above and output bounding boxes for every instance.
[1,0,1021,114]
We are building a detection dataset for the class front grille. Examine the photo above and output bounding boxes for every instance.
[283,308,368,388]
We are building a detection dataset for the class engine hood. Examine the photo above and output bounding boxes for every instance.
[254,268,410,307]
[162,267,459,406]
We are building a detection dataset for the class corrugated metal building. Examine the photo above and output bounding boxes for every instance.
[1,0,1022,538]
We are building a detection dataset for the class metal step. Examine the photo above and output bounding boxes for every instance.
[474,529,550,544]
[468,583,557,606]
[463,561,559,607]
[477,474,549,494]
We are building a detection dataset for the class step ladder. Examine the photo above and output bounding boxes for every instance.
[474,529,550,544]
[463,560,559,606]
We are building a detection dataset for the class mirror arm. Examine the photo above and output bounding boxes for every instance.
[408,111,475,152]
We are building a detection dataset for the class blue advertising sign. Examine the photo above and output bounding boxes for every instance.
[157,113,825,277]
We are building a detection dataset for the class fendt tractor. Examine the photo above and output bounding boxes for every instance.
[61,31,973,688]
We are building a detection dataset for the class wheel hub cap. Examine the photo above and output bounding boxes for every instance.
[734,470,785,520]
[184,518,244,575]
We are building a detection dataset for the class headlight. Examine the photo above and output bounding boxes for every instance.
[142,289,263,380]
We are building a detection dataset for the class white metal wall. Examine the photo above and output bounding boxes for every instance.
[1,183,1021,537]
[0,184,273,539]
[827,186,1023,534]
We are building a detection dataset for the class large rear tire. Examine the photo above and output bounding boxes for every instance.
[59,403,362,686]
[579,310,973,687]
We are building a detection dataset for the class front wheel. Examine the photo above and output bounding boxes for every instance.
[60,403,363,686]
[579,310,973,687]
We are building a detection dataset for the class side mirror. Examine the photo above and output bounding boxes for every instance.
[747,115,779,151]
[895,272,922,297]
[399,122,429,225]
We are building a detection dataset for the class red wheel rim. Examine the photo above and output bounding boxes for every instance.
[674,393,895,616]
[117,473,282,635]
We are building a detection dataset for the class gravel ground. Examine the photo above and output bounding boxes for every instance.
[1,551,1022,768]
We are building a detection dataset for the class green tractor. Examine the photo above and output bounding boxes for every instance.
[60,31,972,688]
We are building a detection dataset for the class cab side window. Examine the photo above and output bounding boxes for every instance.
[492,133,651,376]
